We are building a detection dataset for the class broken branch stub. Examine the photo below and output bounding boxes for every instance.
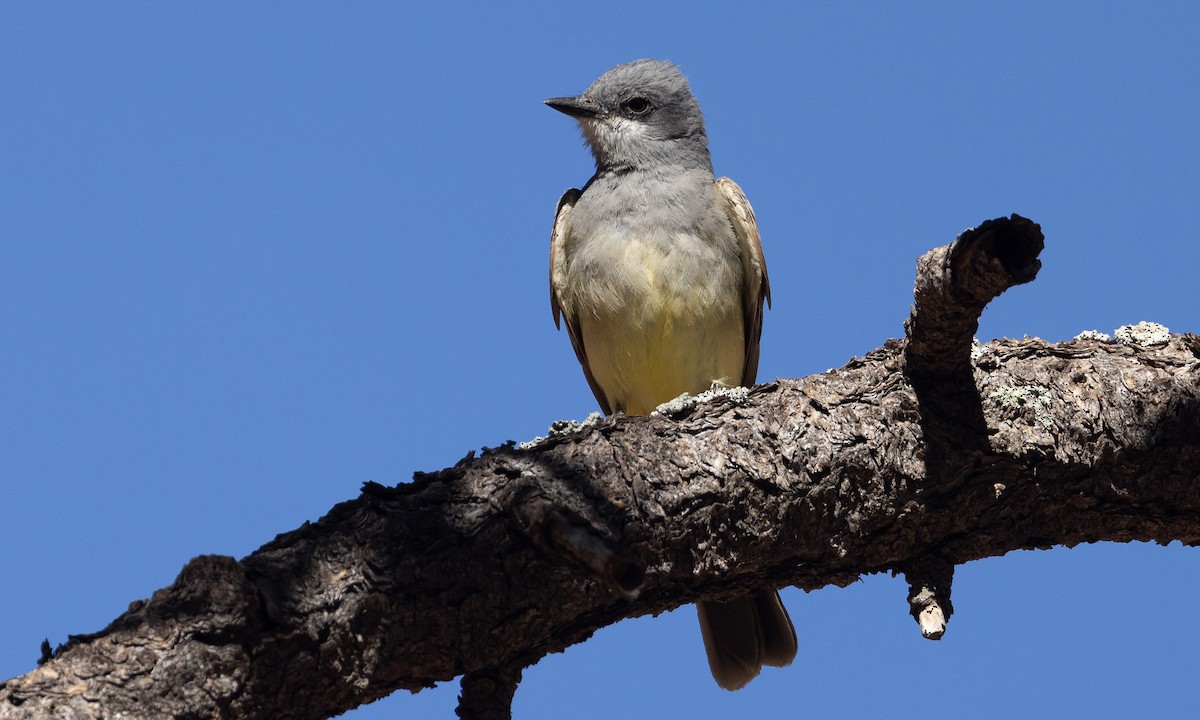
[897,214,1043,639]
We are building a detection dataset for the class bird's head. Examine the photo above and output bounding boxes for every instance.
[546,59,711,172]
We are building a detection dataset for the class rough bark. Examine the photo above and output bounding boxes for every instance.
[2,215,1197,720]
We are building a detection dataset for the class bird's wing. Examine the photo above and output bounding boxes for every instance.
[716,177,771,387]
[550,189,613,415]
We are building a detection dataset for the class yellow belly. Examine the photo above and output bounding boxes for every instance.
[574,237,745,415]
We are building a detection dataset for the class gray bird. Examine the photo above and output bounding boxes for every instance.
[545,59,796,690]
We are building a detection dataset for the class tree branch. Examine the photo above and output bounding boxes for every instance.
[899,214,1044,636]
[3,216,1198,720]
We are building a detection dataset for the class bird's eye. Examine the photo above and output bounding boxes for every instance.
[624,97,651,115]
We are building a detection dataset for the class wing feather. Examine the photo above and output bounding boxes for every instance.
[550,189,613,415]
[715,177,771,387]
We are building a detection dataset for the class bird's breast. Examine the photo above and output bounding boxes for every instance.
[566,229,745,415]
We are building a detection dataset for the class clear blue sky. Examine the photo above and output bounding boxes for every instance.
[2,3,1197,719]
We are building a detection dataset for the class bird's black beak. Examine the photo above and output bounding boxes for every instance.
[545,95,600,119]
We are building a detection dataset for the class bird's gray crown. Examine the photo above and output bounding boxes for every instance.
[546,59,712,174]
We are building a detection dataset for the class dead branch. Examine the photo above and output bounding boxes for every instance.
[3,216,1197,720]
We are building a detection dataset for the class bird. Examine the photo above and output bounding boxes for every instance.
[545,59,796,691]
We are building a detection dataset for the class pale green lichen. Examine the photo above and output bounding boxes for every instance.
[1029,387,1055,430]
[970,338,985,362]
[653,392,697,417]
[653,383,751,418]
[1114,321,1170,347]
[971,338,1001,369]
[989,385,1026,408]
[518,411,604,449]
[988,383,1055,430]
[700,384,751,405]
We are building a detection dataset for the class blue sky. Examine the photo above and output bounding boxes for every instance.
[2,3,1197,718]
